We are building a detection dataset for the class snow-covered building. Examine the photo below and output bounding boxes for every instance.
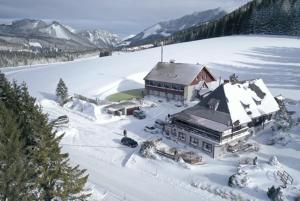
[144,61,216,102]
[104,101,141,116]
[164,79,280,158]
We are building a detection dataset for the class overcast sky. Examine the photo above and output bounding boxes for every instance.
[0,0,250,37]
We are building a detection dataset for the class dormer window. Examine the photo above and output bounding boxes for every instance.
[253,98,261,105]
[233,120,240,126]
[208,98,220,111]
[240,101,250,109]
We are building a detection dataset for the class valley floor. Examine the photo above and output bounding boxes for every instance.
[3,35,300,201]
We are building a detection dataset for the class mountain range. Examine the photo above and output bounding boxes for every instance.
[1,0,299,53]
[0,19,121,52]
[126,8,227,46]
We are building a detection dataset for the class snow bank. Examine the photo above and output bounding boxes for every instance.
[29,42,42,48]
[64,98,120,123]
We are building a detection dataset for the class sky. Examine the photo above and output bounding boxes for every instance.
[0,0,250,37]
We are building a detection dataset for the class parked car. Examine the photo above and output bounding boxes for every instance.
[51,115,69,126]
[175,102,183,107]
[144,126,159,134]
[133,110,146,119]
[154,119,165,129]
[121,137,138,148]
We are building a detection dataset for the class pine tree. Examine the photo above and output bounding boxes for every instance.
[56,78,69,105]
[0,73,90,200]
[0,103,34,200]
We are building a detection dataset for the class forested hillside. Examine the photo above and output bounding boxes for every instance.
[161,0,300,45]
[0,73,90,200]
[0,49,98,68]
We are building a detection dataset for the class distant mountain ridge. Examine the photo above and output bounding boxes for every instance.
[0,19,121,51]
[78,29,121,49]
[126,8,227,46]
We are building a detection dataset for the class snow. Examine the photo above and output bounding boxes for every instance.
[122,34,136,41]
[40,23,70,40]
[224,79,280,124]
[82,29,121,47]
[2,35,300,201]
[142,24,166,39]
[2,35,300,101]
[29,42,42,48]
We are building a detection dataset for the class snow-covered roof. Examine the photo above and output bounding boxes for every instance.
[223,79,280,124]
[174,79,280,130]
[144,62,206,85]
[105,101,140,112]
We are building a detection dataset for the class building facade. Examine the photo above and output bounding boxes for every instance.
[144,61,215,102]
[164,79,280,158]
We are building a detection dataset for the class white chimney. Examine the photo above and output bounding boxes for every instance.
[160,41,164,62]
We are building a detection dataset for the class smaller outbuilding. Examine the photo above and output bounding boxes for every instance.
[104,101,141,116]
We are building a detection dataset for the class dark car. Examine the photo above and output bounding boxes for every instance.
[121,137,138,148]
[51,115,69,126]
[144,125,159,134]
[133,110,146,119]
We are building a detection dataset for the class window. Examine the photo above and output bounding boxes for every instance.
[268,114,272,120]
[190,136,199,146]
[165,128,170,136]
[232,125,242,132]
[202,142,213,153]
[171,128,177,137]
[178,132,186,142]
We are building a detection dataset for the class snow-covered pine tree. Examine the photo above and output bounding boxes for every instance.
[273,99,294,131]
[56,78,69,105]
[267,186,285,201]
[0,73,90,200]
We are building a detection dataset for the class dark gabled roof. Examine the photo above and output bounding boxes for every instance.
[173,105,231,132]
[198,84,230,114]
[172,84,232,132]
[144,62,206,85]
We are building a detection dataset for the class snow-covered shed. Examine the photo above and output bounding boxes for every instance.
[104,101,141,116]
[164,79,280,158]
[144,61,216,102]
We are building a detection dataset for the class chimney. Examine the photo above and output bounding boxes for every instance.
[160,41,164,63]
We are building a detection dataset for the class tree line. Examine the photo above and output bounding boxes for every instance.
[0,73,89,200]
[0,49,98,68]
[151,0,300,46]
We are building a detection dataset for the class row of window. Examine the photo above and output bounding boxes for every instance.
[166,129,213,153]
[145,80,184,91]
[173,120,221,142]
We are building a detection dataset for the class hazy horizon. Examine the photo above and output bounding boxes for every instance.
[0,0,250,37]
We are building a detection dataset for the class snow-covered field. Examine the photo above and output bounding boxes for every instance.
[2,35,300,201]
